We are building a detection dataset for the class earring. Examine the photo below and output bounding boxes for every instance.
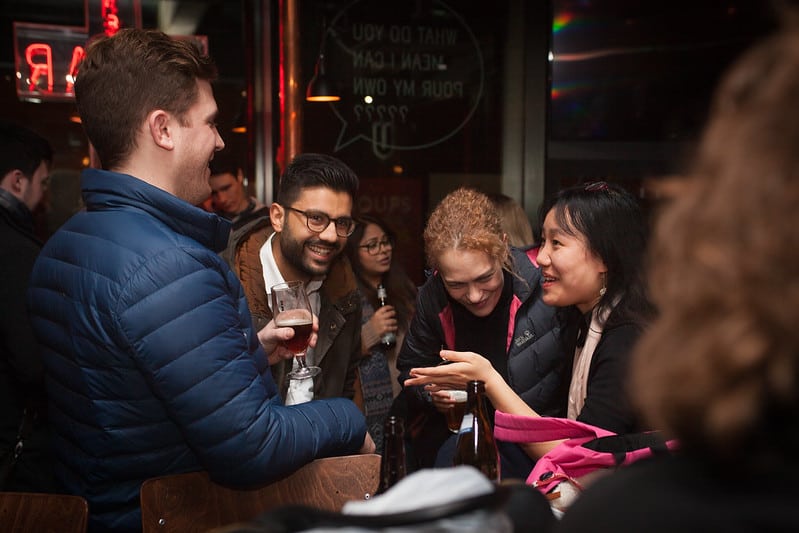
[599,286,607,297]
[599,273,607,297]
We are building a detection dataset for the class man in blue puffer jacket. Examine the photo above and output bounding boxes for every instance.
[26,29,373,532]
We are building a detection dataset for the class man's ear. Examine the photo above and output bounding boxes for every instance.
[270,202,285,232]
[147,110,174,150]
[0,169,25,195]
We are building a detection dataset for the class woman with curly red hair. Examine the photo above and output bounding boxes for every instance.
[397,187,564,472]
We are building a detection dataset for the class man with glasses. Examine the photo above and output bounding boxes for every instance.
[226,153,364,402]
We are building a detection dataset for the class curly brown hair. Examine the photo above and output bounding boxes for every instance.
[631,27,799,472]
[424,188,511,272]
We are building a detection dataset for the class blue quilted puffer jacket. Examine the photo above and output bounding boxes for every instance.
[27,169,367,533]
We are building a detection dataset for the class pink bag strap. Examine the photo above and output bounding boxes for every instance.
[493,411,615,443]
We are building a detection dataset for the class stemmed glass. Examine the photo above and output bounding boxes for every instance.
[270,281,320,379]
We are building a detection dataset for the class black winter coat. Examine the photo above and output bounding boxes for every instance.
[0,189,55,492]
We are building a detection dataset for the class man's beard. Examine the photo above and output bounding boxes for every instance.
[279,223,339,277]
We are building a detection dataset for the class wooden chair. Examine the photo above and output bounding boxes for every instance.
[0,492,88,533]
[140,453,381,533]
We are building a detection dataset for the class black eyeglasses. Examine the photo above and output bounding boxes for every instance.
[359,237,393,255]
[283,206,357,237]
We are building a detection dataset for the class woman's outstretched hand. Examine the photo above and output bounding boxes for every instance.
[404,350,498,413]
[405,349,493,387]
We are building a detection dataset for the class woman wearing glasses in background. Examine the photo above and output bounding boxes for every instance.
[345,215,417,453]
[404,182,654,474]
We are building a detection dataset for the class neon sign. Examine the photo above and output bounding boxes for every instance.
[13,1,141,102]
[14,25,85,101]
[14,1,208,103]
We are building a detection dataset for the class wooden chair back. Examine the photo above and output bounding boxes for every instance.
[0,492,88,533]
[140,453,381,533]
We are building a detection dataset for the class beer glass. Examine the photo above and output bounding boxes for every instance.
[444,390,468,433]
[270,281,320,379]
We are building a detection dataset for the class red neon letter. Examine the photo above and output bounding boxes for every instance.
[66,46,85,94]
[101,0,118,18]
[102,0,121,36]
[104,14,120,36]
[25,43,53,93]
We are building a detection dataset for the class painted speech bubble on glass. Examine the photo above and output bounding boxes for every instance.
[323,0,485,158]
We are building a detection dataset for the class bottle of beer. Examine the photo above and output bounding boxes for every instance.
[376,415,407,493]
[376,283,396,348]
[453,380,499,482]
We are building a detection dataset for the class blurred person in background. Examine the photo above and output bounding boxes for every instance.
[488,193,536,249]
[0,121,57,492]
[208,152,265,228]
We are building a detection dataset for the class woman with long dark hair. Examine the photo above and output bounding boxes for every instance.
[345,214,416,452]
[560,17,799,530]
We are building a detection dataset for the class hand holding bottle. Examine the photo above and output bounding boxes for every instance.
[370,305,397,340]
[376,283,397,348]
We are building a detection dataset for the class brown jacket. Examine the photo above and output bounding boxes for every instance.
[225,215,363,400]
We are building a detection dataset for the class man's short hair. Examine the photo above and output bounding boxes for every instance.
[209,152,242,178]
[75,28,217,170]
[0,120,53,179]
[276,153,359,207]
